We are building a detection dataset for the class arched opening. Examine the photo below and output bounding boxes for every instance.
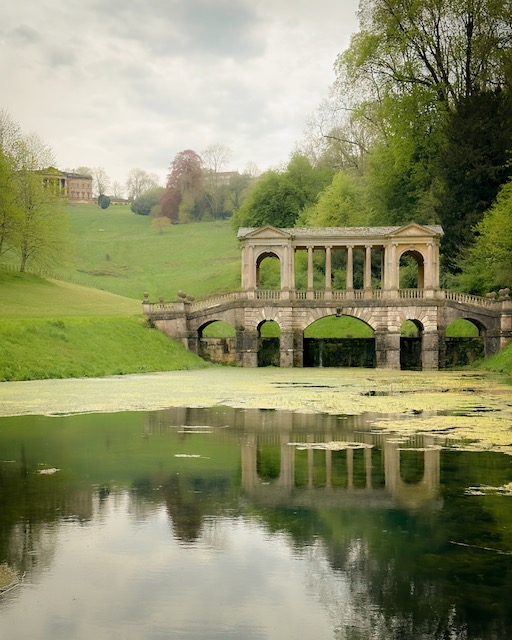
[198,320,236,364]
[399,250,425,289]
[256,253,281,290]
[400,319,423,370]
[256,443,281,482]
[399,449,425,484]
[257,320,280,367]
[303,315,375,367]
[445,319,485,367]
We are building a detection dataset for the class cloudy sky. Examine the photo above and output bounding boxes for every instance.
[1,0,360,188]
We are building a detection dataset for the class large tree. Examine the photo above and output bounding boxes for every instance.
[160,150,203,223]
[436,89,512,269]
[201,144,233,220]
[323,0,512,268]
[0,112,68,272]
[342,0,512,106]
[91,167,111,197]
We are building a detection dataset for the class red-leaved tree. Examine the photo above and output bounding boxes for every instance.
[160,150,203,223]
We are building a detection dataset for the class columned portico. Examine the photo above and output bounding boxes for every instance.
[239,224,444,296]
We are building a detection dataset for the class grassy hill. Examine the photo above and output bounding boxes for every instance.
[62,204,240,301]
[0,204,240,380]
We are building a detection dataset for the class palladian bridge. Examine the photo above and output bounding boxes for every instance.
[143,224,512,370]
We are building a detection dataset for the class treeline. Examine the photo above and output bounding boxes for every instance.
[0,111,68,272]
[230,0,512,295]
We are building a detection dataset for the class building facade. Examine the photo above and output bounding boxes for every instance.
[42,167,93,202]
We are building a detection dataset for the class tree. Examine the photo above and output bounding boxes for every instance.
[436,89,512,269]
[0,111,21,256]
[457,176,512,293]
[131,186,165,216]
[320,0,512,267]
[300,171,367,226]
[232,155,333,229]
[91,167,111,197]
[201,144,233,219]
[340,0,512,108]
[160,150,203,223]
[0,112,69,272]
[125,168,160,201]
[74,166,93,177]
[111,181,125,199]
[10,134,68,272]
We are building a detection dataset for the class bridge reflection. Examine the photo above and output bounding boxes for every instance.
[145,406,442,512]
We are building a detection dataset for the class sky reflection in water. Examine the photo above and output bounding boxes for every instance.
[0,406,511,640]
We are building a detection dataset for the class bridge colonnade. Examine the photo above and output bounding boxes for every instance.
[239,223,442,298]
[143,224,512,370]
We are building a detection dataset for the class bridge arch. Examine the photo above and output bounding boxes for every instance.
[197,319,236,364]
[445,318,486,367]
[303,314,376,368]
[257,319,280,367]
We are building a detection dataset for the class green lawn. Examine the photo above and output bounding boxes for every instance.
[1,204,241,301]
[0,271,140,317]
[63,204,241,300]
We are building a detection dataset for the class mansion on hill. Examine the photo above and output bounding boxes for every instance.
[42,167,93,202]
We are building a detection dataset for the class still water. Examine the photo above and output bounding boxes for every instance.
[0,406,511,640]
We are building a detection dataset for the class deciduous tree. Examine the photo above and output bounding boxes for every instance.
[160,150,203,223]
[125,168,160,201]
[91,167,111,197]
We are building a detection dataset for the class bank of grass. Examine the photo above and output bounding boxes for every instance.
[477,340,512,374]
[0,316,210,381]
[0,272,210,381]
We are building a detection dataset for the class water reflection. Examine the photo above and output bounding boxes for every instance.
[0,407,511,639]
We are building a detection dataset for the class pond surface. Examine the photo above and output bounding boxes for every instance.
[0,405,511,639]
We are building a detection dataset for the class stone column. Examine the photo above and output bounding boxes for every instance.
[365,447,372,489]
[347,448,354,489]
[375,330,401,369]
[346,245,354,291]
[307,246,314,295]
[422,330,440,370]
[293,329,304,367]
[325,246,332,291]
[280,330,295,368]
[364,245,372,290]
[325,449,332,488]
[240,329,258,367]
[278,433,295,490]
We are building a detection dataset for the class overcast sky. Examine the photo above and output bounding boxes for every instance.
[1,0,360,188]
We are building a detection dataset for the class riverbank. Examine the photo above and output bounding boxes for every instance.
[1,368,511,455]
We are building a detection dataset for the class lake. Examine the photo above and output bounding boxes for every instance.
[0,388,511,640]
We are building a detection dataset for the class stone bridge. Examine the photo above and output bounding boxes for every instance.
[144,224,512,370]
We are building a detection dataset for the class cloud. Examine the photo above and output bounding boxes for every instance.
[1,0,360,185]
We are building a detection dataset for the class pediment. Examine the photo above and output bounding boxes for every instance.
[238,225,292,240]
[388,223,443,238]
